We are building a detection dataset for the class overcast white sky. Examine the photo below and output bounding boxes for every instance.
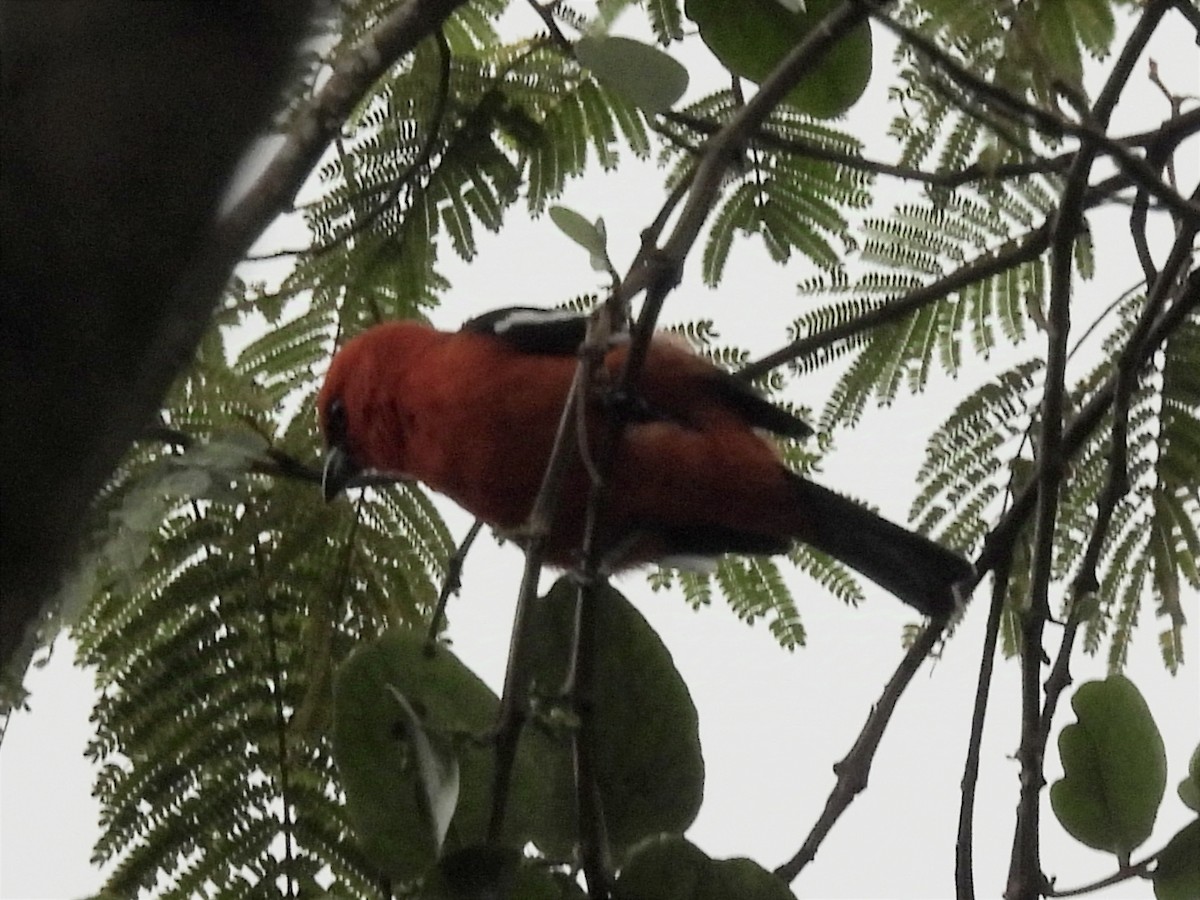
[2,8,1197,899]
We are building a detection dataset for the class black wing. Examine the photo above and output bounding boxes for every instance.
[462,306,600,356]
[705,372,814,439]
[462,306,812,438]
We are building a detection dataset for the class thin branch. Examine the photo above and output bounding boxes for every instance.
[1170,0,1200,35]
[659,110,1073,187]
[424,519,483,652]
[1006,7,1172,894]
[616,0,883,390]
[524,0,574,54]
[737,170,1138,381]
[738,224,1052,381]
[138,425,399,492]
[864,0,1200,226]
[569,577,612,900]
[487,349,597,841]
[774,621,945,883]
[1045,855,1156,897]
[980,264,1199,585]
[955,555,1012,900]
[1044,184,1200,744]
[209,0,474,271]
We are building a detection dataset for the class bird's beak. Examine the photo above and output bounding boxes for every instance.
[322,445,361,502]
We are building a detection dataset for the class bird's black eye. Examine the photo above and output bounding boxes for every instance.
[326,397,349,447]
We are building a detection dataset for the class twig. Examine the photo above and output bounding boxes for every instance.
[737,170,1141,381]
[487,336,600,841]
[568,577,612,899]
[738,224,1053,381]
[424,519,483,651]
[955,555,1012,900]
[617,0,883,390]
[980,264,1199,583]
[138,425,400,492]
[210,0,474,270]
[1170,0,1200,35]
[774,620,945,883]
[1045,854,1156,897]
[659,110,1074,187]
[863,1,1200,226]
[524,0,574,54]
[1005,6,1172,895]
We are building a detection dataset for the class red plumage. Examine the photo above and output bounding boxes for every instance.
[318,317,972,617]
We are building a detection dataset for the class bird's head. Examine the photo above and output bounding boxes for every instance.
[317,340,365,502]
[317,321,433,501]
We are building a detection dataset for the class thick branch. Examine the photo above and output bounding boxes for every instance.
[212,0,473,263]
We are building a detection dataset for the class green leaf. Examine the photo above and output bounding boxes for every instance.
[332,632,560,880]
[1050,675,1168,859]
[614,836,796,899]
[528,578,704,859]
[549,205,611,272]
[575,35,688,113]
[1179,745,1200,813]
[1153,819,1200,900]
[684,0,871,118]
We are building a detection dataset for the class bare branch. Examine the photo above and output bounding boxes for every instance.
[1006,7,1174,894]
[956,556,1012,900]
[424,519,483,651]
[864,1,1200,226]
[774,621,945,883]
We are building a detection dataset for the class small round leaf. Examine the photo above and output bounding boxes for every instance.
[575,35,688,113]
[1050,675,1167,858]
[684,0,871,118]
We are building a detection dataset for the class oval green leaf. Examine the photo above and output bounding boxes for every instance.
[615,836,797,899]
[1050,675,1168,859]
[332,631,561,880]
[549,205,611,272]
[576,34,688,113]
[528,578,705,860]
[684,0,871,118]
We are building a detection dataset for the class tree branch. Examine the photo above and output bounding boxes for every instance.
[615,0,885,387]
[956,555,1012,900]
[1005,6,1173,893]
[774,621,945,883]
[862,1,1200,226]
[212,0,473,266]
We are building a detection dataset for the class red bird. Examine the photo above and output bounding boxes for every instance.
[318,308,972,617]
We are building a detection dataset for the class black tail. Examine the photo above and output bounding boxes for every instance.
[789,475,974,618]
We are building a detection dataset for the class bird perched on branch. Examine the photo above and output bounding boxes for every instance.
[318,307,973,618]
